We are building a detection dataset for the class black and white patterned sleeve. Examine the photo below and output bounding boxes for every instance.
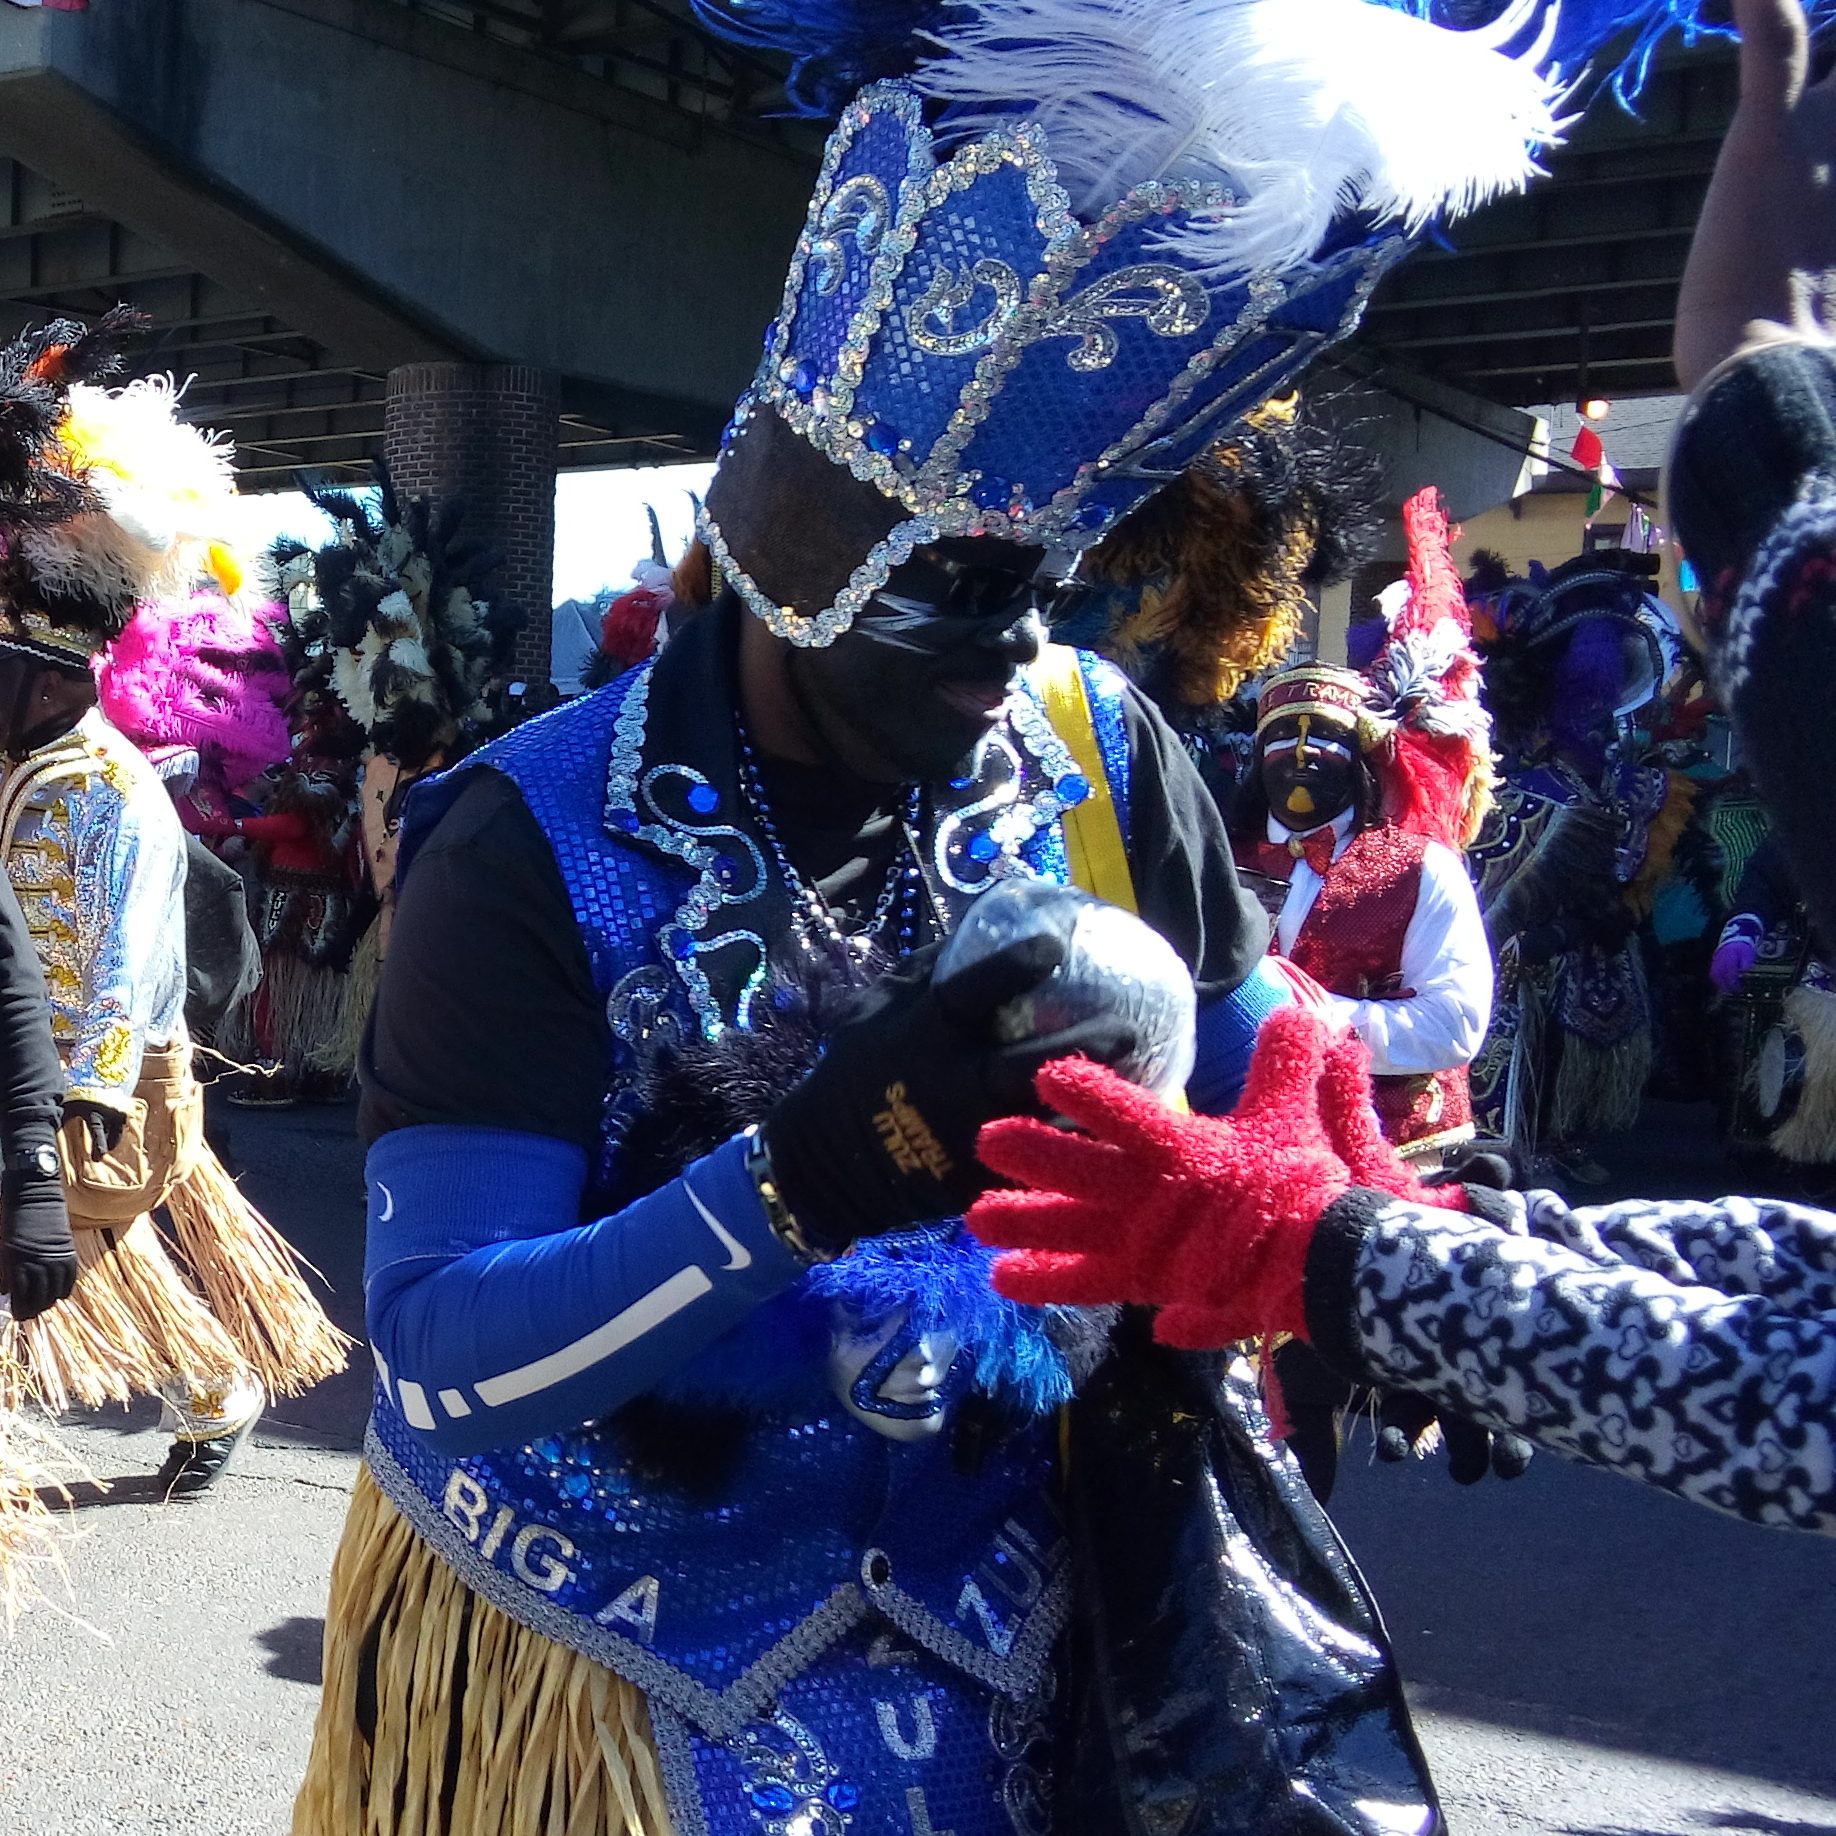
[1518,1189,1836,1318]
[1303,1189,1836,1533]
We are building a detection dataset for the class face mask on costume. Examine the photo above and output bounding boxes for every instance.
[1260,712,1358,832]
[826,1306,968,1442]
[0,652,91,761]
[783,540,1048,787]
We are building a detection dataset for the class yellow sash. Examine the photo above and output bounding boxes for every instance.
[1032,644,1137,913]
[1033,645,1195,1114]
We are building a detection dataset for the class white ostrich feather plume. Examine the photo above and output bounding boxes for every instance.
[442,587,484,642]
[384,635,437,688]
[1367,626,1491,742]
[334,637,381,731]
[373,588,419,638]
[916,0,1570,275]
[22,376,240,614]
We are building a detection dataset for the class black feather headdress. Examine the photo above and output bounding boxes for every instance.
[271,461,525,771]
[1054,391,1384,710]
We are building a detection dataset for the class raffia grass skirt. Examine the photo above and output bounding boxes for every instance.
[23,1044,350,1413]
[1772,984,1836,1164]
[163,1142,351,1397]
[0,1351,90,1627]
[21,1213,247,1414]
[294,1468,677,1836]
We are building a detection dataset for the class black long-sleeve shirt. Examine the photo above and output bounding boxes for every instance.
[360,679,1263,1147]
[0,869,63,1150]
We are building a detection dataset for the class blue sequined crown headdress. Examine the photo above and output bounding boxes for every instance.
[695,0,1799,647]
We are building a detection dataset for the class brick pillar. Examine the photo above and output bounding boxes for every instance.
[384,363,560,686]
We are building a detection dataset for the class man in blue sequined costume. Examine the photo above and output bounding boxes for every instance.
[298,494,1321,1836]
[293,2,1704,1829]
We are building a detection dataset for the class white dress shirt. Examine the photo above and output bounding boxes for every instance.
[1268,812,1493,1076]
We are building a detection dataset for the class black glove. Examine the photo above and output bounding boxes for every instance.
[1271,1337,1354,1504]
[64,1099,125,1160]
[763,932,1138,1250]
[1419,1144,1523,1227]
[1373,1389,1534,1485]
[1422,1146,1519,1192]
[2,1152,76,1322]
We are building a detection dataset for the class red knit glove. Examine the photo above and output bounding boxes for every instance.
[970,1006,1352,1349]
[1316,1033,1469,1213]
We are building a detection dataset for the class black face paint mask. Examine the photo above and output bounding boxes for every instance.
[781,542,1049,786]
[1259,712,1359,832]
[0,654,84,762]
[847,590,1042,657]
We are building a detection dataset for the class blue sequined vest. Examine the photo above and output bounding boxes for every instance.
[366,646,1134,1836]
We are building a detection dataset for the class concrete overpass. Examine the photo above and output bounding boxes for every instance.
[0,1,1725,666]
[0,0,815,481]
[0,0,820,661]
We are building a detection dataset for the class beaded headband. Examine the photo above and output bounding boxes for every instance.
[1256,664,1375,739]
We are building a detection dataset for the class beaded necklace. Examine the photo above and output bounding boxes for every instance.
[735,719,926,960]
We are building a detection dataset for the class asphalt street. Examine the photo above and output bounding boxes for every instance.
[0,1095,1832,1834]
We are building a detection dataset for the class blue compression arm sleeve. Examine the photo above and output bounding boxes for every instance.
[1188,956,1294,1116]
[363,1126,805,1456]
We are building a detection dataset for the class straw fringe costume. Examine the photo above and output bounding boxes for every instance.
[219,731,371,1099]
[294,2,1711,1829]
[0,312,346,1476]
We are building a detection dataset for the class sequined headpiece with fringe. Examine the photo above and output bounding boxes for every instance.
[1256,663,1376,740]
[691,0,1768,647]
[0,308,243,671]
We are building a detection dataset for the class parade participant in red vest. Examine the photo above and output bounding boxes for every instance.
[1248,492,1495,1164]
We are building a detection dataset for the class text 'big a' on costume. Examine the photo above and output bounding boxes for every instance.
[0,310,347,1467]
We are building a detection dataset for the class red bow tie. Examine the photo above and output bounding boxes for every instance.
[1261,830,1337,879]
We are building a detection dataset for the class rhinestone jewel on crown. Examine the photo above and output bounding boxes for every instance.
[732,81,1407,557]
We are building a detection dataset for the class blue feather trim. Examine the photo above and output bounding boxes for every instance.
[696,0,1836,127]
[1390,0,1836,104]
[689,0,947,115]
[648,1225,1081,1418]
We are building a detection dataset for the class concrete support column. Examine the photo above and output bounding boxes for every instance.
[1315,579,1354,666]
[384,363,560,685]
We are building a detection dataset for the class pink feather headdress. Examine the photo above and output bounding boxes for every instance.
[96,590,291,793]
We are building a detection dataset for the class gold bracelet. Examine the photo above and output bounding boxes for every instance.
[744,1126,850,1265]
